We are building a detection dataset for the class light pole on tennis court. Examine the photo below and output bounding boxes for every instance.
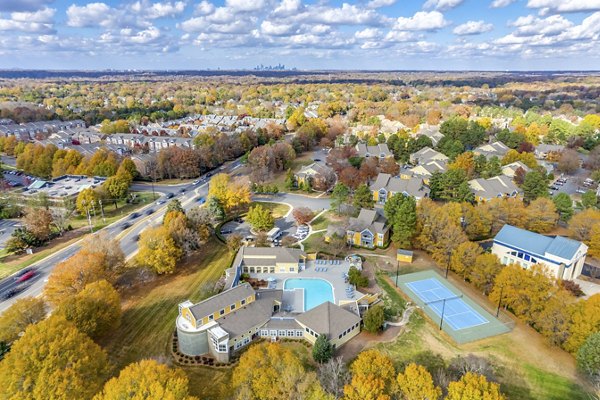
[439,298,447,330]
[496,285,505,318]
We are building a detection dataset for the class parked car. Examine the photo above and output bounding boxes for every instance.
[221,229,232,234]
[576,188,587,194]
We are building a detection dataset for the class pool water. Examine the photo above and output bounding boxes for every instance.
[284,278,334,311]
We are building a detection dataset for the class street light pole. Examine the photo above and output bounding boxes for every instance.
[439,298,447,330]
[395,260,399,287]
[445,250,451,279]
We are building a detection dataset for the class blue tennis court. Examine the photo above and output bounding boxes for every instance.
[406,278,488,330]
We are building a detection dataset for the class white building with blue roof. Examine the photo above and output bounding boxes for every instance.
[491,225,588,280]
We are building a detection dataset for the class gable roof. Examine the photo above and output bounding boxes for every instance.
[355,143,392,157]
[188,283,256,321]
[239,246,306,264]
[474,141,509,158]
[410,146,448,163]
[348,208,388,235]
[370,173,430,199]
[295,301,361,340]
[469,175,520,200]
[296,162,332,178]
[494,224,586,261]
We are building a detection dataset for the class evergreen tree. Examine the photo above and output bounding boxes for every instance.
[383,193,417,247]
[553,192,573,221]
[522,170,549,203]
[312,334,334,363]
[353,183,374,210]
[330,183,350,214]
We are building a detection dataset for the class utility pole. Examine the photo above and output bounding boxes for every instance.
[445,249,451,279]
[496,285,505,318]
[99,199,106,223]
[82,200,93,233]
[395,260,399,287]
[439,298,447,330]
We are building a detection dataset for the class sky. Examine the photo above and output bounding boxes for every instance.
[0,0,599,70]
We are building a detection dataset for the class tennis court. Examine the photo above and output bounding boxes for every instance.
[406,278,488,330]
[396,270,512,344]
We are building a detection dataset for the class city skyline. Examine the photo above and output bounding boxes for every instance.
[0,0,599,71]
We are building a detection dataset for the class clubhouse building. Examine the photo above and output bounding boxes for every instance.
[176,247,362,363]
[491,225,588,280]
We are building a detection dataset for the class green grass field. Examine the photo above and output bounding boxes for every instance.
[100,240,235,399]
[68,192,155,230]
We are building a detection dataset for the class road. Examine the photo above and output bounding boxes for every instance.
[0,158,244,312]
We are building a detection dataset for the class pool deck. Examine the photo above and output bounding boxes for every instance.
[249,259,364,307]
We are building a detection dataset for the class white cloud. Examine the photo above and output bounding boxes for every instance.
[10,7,55,23]
[527,0,600,13]
[510,15,573,36]
[66,3,113,28]
[367,0,397,8]
[453,20,493,35]
[355,28,381,39]
[130,1,187,19]
[384,30,416,42]
[307,3,385,25]
[394,11,449,31]
[272,0,303,17]
[423,0,464,11]
[225,0,269,12]
[261,20,295,36]
[0,19,54,33]
[490,0,516,7]
[195,1,215,15]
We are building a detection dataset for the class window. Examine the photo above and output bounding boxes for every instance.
[230,304,236,311]
[338,334,342,339]
[219,309,225,316]
[290,267,295,272]
[260,330,269,337]
[208,315,214,321]
[296,330,303,337]
[241,299,246,306]
[305,327,309,333]
[287,330,294,337]
[278,330,286,337]
[502,256,508,264]
[270,330,277,336]
[218,344,227,352]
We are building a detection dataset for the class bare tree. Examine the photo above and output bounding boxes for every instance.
[317,357,349,399]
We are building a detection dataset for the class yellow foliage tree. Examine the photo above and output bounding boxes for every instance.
[446,372,505,400]
[55,279,121,340]
[588,224,600,259]
[469,253,503,295]
[135,226,182,274]
[565,294,600,353]
[344,349,395,399]
[208,173,251,212]
[76,187,100,214]
[0,297,46,343]
[450,241,483,280]
[44,251,108,306]
[0,315,111,400]
[93,359,197,400]
[344,375,390,400]
[501,149,538,169]
[396,363,442,400]
[569,209,600,243]
[232,342,328,400]
[449,152,476,179]
[525,198,558,233]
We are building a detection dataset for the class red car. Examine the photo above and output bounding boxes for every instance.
[16,270,35,283]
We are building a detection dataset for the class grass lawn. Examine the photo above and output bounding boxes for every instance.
[249,201,290,219]
[264,153,320,194]
[302,232,325,253]
[100,239,235,399]
[372,274,592,400]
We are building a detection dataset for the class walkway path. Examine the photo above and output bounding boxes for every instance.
[385,305,417,327]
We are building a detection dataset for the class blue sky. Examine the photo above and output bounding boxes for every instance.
[0,0,599,70]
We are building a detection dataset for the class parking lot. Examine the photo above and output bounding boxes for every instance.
[219,207,308,244]
[548,168,597,197]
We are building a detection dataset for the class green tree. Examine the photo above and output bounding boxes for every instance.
[0,315,111,400]
[362,305,385,333]
[576,332,600,378]
[429,170,474,203]
[582,190,599,209]
[93,359,197,400]
[553,192,574,221]
[246,204,275,232]
[384,193,417,247]
[0,297,46,343]
[331,183,350,214]
[348,266,369,288]
[207,196,225,221]
[313,334,334,363]
[396,363,442,400]
[522,170,549,203]
[54,280,121,340]
[285,168,296,190]
[353,183,374,210]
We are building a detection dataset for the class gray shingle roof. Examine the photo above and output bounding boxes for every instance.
[239,246,306,264]
[295,301,361,340]
[370,173,430,199]
[469,175,520,200]
[188,283,255,321]
[348,208,388,235]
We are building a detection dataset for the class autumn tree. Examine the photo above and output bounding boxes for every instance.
[384,193,417,247]
[450,241,483,280]
[469,253,502,295]
[44,251,109,306]
[557,149,580,174]
[76,187,100,214]
[534,288,575,347]
[525,197,558,233]
[93,359,197,400]
[449,151,476,179]
[246,204,275,232]
[232,342,327,400]
[446,372,505,400]
[344,349,395,400]
[22,207,54,242]
[0,297,46,343]
[569,209,600,242]
[55,279,121,340]
[226,233,243,253]
[103,166,132,199]
[318,357,349,400]
[0,315,111,400]
[80,231,126,280]
[489,264,553,326]
[565,294,600,353]
[208,173,251,212]
[136,226,183,274]
[293,207,314,225]
[396,363,441,400]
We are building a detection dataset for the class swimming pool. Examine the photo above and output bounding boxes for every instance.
[284,278,334,311]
